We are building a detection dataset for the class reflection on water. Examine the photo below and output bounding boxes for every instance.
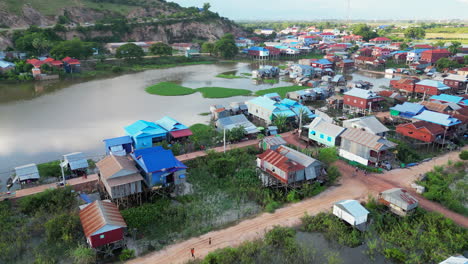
[0,62,398,187]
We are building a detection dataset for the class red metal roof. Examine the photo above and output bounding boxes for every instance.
[320,32,334,36]
[398,121,445,135]
[370,37,391,42]
[50,60,63,66]
[257,149,305,173]
[79,200,127,238]
[66,58,81,65]
[169,129,193,138]
[62,56,72,62]
[422,49,450,54]
[43,57,54,62]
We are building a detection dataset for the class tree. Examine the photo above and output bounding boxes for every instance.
[351,24,378,42]
[433,40,446,48]
[399,42,409,50]
[70,245,95,264]
[318,147,338,165]
[273,114,288,133]
[404,27,426,39]
[435,58,460,72]
[115,43,145,61]
[149,42,172,56]
[44,213,81,243]
[201,42,215,55]
[448,41,462,55]
[226,126,246,142]
[214,33,238,59]
[202,2,211,11]
[464,55,468,65]
[460,150,468,160]
[50,39,94,59]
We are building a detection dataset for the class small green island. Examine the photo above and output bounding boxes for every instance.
[145,82,252,98]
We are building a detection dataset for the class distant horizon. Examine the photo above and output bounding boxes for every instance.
[172,0,468,21]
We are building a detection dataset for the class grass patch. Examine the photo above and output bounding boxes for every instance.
[145,82,196,96]
[216,73,246,79]
[255,85,305,98]
[195,87,252,98]
[241,73,252,76]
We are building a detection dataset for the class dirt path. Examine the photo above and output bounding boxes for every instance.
[129,146,468,264]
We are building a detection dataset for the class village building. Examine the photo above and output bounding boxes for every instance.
[443,74,467,94]
[62,152,89,176]
[430,94,468,107]
[406,49,430,63]
[248,47,270,60]
[311,59,333,69]
[420,49,451,64]
[308,117,346,147]
[419,101,453,113]
[260,29,275,35]
[339,128,397,167]
[342,34,363,42]
[257,145,322,184]
[342,116,389,137]
[124,120,167,149]
[414,110,461,130]
[379,188,418,216]
[354,56,385,67]
[371,47,391,58]
[13,163,40,184]
[97,155,145,201]
[106,41,158,54]
[171,43,200,52]
[286,89,316,102]
[369,37,391,45]
[390,102,426,119]
[131,146,187,187]
[319,32,336,41]
[439,255,468,264]
[155,116,193,142]
[246,96,314,125]
[264,46,281,58]
[229,102,248,115]
[259,136,287,151]
[336,59,355,69]
[389,78,419,94]
[210,104,231,120]
[378,91,407,105]
[396,121,445,143]
[62,57,81,73]
[103,136,133,156]
[358,48,373,57]
[216,114,260,137]
[0,60,15,73]
[343,88,384,113]
[414,80,451,96]
[333,200,369,228]
[457,67,468,77]
[79,200,127,248]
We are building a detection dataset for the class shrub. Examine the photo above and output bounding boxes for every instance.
[45,213,81,244]
[111,66,123,73]
[18,186,76,215]
[459,150,468,160]
[265,201,280,213]
[318,147,338,165]
[119,249,136,261]
[70,245,95,264]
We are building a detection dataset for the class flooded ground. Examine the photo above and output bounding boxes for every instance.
[0,62,396,188]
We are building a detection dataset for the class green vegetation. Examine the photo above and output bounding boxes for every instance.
[70,245,96,264]
[198,112,211,116]
[196,87,251,98]
[418,162,467,216]
[189,123,222,150]
[302,212,364,247]
[50,38,94,59]
[216,73,246,79]
[149,42,172,56]
[384,59,408,69]
[301,198,468,264]
[255,85,304,98]
[317,147,338,165]
[351,24,378,41]
[193,226,333,264]
[460,150,468,160]
[436,57,462,71]
[388,138,422,164]
[145,82,196,96]
[116,43,145,61]
[119,249,136,261]
[145,82,252,98]
[0,187,82,263]
[213,34,239,59]
[262,78,279,84]
[404,27,426,39]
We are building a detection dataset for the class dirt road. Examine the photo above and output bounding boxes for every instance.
[129,147,467,264]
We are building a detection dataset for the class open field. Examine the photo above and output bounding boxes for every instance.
[196,87,251,98]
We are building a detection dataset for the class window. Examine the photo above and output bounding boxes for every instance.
[327,136,332,142]
[408,132,413,135]
[353,99,357,103]
[311,130,316,135]
[361,101,364,105]
[100,234,105,239]
[320,134,324,139]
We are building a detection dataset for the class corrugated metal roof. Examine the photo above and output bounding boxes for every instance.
[132,146,187,174]
[155,116,188,132]
[277,145,321,168]
[103,136,133,148]
[262,136,287,147]
[430,94,464,104]
[124,120,167,138]
[335,200,369,218]
[381,188,418,211]
[217,114,259,134]
[340,128,396,151]
[439,255,468,264]
[0,60,15,68]
[79,200,127,238]
[416,80,450,90]
[344,88,380,99]
[14,163,40,181]
[257,149,305,173]
[97,155,140,180]
[169,129,193,138]
[343,116,389,135]
[63,152,89,170]
[419,101,450,112]
[309,117,346,137]
[414,110,461,127]
[390,102,425,115]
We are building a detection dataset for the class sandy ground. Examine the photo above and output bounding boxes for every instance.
[129,145,468,264]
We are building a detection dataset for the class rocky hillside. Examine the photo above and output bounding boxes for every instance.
[0,0,245,49]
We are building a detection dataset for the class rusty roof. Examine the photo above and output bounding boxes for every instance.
[419,101,450,113]
[257,149,305,173]
[97,155,138,180]
[340,128,397,151]
[79,200,127,238]
[398,121,445,135]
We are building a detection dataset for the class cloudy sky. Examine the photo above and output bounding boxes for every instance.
[172,0,468,20]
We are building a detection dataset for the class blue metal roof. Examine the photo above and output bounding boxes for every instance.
[249,46,269,51]
[0,60,15,68]
[430,94,464,104]
[409,49,430,53]
[103,136,132,147]
[63,152,88,170]
[79,193,92,204]
[124,120,167,138]
[263,92,281,98]
[248,96,277,111]
[314,59,332,65]
[132,146,187,174]
[416,80,450,90]
[155,116,188,132]
[335,200,369,218]
[414,110,461,127]
[390,102,425,115]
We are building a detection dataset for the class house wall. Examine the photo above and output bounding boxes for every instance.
[247,103,273,125]
[420,52,450,64]
[390,80,415,93]
[396,126,436,143]
[343,95,369,109]
[134,136,153,149]
[444,79,467,91]
[333,206,357,226]
[308,130,336,147]
[89,228,123,248]
[110,181,142,199]
[339,139,371,165]
[414,84,442,96]
[259,159,288,182]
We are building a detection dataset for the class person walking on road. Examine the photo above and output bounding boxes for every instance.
[190,248,195,258]
[209,237,211,245]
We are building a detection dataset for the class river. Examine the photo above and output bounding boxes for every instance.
[0,62,396,188]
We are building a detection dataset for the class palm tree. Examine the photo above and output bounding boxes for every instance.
[273,114,288,133]
[448,41,462,55]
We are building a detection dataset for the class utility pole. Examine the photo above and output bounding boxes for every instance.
[223,128,226,153]
[346,0,351,25]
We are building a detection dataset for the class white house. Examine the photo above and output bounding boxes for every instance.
[333,200,369,226]
[260,29,275,35]
[343,116,389,137]
[439,255,468,264]
[14,163,40,183]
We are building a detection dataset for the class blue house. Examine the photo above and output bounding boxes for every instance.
[155,116,193,141]
[430,94,468,106]
[390,102,426,119]
[280,98,315,119]
[414,110,461,127]
[124,120,167,149]
[131,146,187,187]
[103,136,133,156]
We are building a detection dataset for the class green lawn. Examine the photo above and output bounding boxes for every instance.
[146,82,252,98]
[255,85,305,98]
[145,82,196,96]
[216,74,246,79]
[196,87,252,98]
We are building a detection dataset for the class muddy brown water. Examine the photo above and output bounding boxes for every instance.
[0,62,396,189]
